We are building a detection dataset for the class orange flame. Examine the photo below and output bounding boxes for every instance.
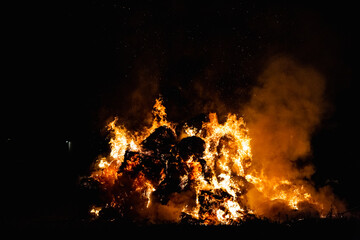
[88,97,343,224]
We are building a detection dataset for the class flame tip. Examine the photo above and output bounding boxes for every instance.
[86,97,338,224]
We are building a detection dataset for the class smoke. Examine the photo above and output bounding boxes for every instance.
[90,55,345,223]
[108,66,160,131]
[243,56,325,179]
[146,191,195,223]
[128,67,160,127]
[242,56,345,219]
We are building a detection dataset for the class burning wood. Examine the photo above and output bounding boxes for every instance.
[82,97,344,224]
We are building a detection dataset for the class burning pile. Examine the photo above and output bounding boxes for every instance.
[81,96,343,224]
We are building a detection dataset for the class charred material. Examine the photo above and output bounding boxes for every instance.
[119,151,142,175]
[115,128,212,206]
[141,126,176,154]
[178,136,205,160]
[176,113,209,136]
[198,189,232,214]
[85,123,246,223]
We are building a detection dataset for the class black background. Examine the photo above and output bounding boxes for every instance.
[2,0,359,225]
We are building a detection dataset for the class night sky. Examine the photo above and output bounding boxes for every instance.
[2,0,359,224]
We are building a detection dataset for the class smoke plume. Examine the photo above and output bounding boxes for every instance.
[87,55,345,223]
[243,56,344,219]
[244,56,325,178]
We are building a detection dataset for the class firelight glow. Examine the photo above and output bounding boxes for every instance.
[88,97,341,224]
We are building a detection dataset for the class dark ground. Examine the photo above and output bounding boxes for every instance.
[4,218,360,239]
[2,0,359,236]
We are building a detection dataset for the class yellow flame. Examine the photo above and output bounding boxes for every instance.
[90,206,102,218]
[89,97,335,224]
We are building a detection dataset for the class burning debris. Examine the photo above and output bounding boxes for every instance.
[81,97,344,224]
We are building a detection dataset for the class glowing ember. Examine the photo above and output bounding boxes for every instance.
[84,97,343,224]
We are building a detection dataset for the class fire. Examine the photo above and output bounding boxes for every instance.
[84,97,342,224]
